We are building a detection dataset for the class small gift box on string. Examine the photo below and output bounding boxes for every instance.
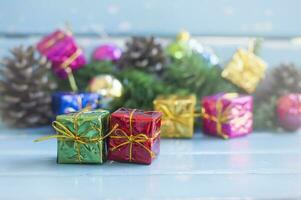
[37,29,86,92]
[35,109,116,164]
[153,95,196,138]
[108,108,162,165]
[277,93,301,131]
[222,39,267,93]
[51,92,101,115]
[201,93,253,139]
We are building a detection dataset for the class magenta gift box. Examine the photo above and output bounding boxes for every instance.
[201,93,253,139]
[37,30,86,79]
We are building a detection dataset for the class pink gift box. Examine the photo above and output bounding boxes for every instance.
[37,30,86,79]
[201,93,253,139]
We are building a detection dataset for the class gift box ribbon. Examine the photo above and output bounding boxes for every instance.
[39,31,66,51]
[35,108,117,162]
[56,48,83,92]
[221,49,267,93]
[61,49,82,71]
[156,103,194,137]
[156,104,193,126]
[110,109,160,162]
[201,93,251,139]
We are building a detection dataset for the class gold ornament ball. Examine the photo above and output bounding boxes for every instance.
[176,31,190,42]
[89,75,123,98]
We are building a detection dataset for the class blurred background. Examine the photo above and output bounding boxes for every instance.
[0,0,300,131]
[0,0,300,66]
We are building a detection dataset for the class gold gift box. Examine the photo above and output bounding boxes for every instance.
[153,95,196,138]
[222,49,267,93]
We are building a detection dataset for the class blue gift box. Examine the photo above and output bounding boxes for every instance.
[52,92,102,115]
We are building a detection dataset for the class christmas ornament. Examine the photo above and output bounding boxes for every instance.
[255,63,301,102]
[277,94,301,131]
[108,108,162,165]
[0,46,57,127]
[92,44,122,62]
[153,95,196,138]
[88,75,123,108]
[176,30,191,41]
[37,29,86,91]
[253,63,301,130]
[88,75,122,98]
[71,60,116,92]
[222,40,267,93]
[35,109,114,164]
[167,31,219,66]
[119,37,167,73]
[197,47,219,66]
[166,31,191,60]
[52,92,101,115]
[201,93,253,139]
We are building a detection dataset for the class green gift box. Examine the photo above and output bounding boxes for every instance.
[36,109,110,164]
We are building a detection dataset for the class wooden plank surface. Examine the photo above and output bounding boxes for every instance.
[1,124,301,199]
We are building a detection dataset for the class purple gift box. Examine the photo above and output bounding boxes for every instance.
[201,93,253,139]
[37,30,86,79]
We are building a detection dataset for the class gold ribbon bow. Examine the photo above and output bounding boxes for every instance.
[221,48,267,93]
[110,109,159,162]
[35,109,117,162]
[59,48,82,92]
[40,31,66,51]
[39,30,81,92]
[201,93,240,139]
[61,49,82,71]
[158,104,192,126]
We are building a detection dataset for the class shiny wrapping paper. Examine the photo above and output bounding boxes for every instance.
[153,95,196,138]
[277,94,301,131]
[222,49,267,93]
[37,30,86,79]
[92,44,122,62]
[56,109,110,164]
[202,93,253,139]
[52,92,101,115]
[89,75,123,98]
[108,108,162,165]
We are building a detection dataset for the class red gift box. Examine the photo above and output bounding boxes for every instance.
[108,108,162,165]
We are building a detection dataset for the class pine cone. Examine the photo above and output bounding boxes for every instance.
[255,63,301,102]
[0,46,57,127]
[119,37,167,73]
[254,63,301,130]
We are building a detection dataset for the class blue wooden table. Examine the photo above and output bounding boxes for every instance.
[1,124,301,199]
